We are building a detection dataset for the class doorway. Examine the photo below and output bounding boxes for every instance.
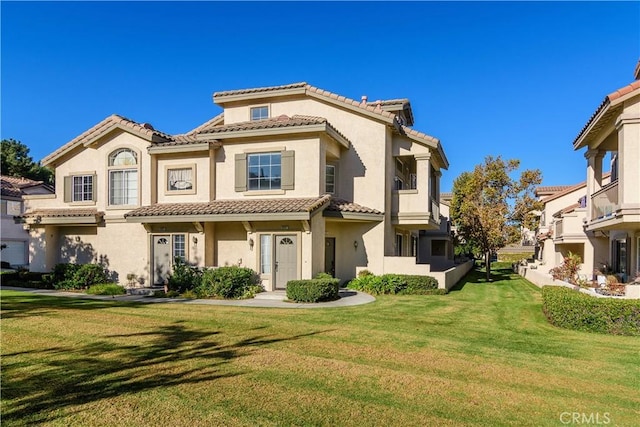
[274,234,297,289]
[325,237,336,277]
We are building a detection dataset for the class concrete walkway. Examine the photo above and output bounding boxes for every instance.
[1,286,375,309]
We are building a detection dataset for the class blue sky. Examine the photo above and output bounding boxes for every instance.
[2,1,639,192]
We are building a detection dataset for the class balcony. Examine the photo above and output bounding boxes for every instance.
[391,191,440,230]
[553,208,588,243]
[591,181,619,221]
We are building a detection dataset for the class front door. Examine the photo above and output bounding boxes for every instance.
[325,237,336,277]
[275,235,297,289]
[153,235,171,285]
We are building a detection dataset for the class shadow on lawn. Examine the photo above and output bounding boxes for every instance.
[449,267,515,292]
[0,292,147,320]
[2,320,330,424]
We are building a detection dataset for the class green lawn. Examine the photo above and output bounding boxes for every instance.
[2,268,638,426]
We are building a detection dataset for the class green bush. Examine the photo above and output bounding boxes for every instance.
[497,253,534,263]
[286,278,340,303]
[196,266,261,299]
[542,286,640,336]
[167,258,202,293]
[347,274,442,295]
[49,263,110,290]
[86,283,125,295]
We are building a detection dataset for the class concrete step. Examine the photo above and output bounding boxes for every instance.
[126,287,162,296]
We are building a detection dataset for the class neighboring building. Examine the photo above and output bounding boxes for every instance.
[572,61,640,282]
[534,175,611,277]
[21,82,470,290]
[1,175,54,268]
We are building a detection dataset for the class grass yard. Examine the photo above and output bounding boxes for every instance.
[1,267,639,426]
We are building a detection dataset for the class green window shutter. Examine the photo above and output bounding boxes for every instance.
[91,174,97,202]
[281,150,295,190]
[64,176,72,202]
[235,153,247,192]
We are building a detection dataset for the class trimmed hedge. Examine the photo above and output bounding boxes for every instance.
[196,266,262,299]
[286,279,340,303]
[347,274,442,295]
[542,286,640,336]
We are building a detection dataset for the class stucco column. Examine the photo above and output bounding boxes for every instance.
[616,112,640,208]
[585,149,604,222]
[414,153,431,214]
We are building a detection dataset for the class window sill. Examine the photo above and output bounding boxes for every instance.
[106,205,139,210]
[165,190,197,196]
[243,190,286,196]
[69,201,96,206]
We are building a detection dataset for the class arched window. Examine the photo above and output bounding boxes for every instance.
[108,148,138,206]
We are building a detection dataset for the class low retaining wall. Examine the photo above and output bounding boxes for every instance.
[431,260,474,291]
[517,264,639,299]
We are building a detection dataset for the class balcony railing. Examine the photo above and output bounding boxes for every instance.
[554,219,563,238]
[591,181,619,220]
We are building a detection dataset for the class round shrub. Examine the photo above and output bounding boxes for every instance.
[286,278,340,303]
[196,266,261,299]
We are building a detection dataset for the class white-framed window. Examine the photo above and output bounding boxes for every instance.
[73,175,94,202]
[325,165,336,194]
[173,234,186,261]
[108,148,138,206]
[250,106,269,121]
[166,165,195,194]
[260,234,272,274]
[248,152,281,190]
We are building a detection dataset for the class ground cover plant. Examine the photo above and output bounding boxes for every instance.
[2,266,638,426]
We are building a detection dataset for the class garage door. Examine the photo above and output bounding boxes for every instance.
[1,241,26,267]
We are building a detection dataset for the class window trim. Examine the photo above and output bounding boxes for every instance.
[247,151,282,192]
[325,164,336,194]
[165,163,197,195]
[106,147,140,208]
[172,234,187,262]
[64,172,96,205]
[250,105,270,121]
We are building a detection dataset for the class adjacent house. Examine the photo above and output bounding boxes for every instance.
[21,82,471,290]
[1,175,54,268]
[534,175,611,277]
[571,61,640,282]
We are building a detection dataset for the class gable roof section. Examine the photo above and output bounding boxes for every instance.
[1,175,53,199]
[42,114,174,167]
[540,172,611,204]
[213,82,398,125]
[573,79,640,149]
[196,115,351,148]
[398,125,449,169]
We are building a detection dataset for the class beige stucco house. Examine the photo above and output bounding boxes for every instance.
[571,62,640,282]
[535,176,611,277]
[1,175,53,268]
[21,82,470,290]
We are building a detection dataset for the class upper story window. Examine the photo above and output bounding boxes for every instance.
[166,164,196,194]
[235,150,294,192]
[250,106,269,121]
[248,152,281,190]
[108,148,138,206]
[325,165,336,194]
[74,175,94,201]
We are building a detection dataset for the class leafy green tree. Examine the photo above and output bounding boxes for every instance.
[1,139,53,184]
[450,156,542,281]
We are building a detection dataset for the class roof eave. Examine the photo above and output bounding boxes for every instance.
[125,212,315,223]
[213,87,307,105]
[148,141,220,155]
[195,123,331,141]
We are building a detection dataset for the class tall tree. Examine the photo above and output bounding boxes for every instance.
[1,139,54,184]
[450,156,542,281]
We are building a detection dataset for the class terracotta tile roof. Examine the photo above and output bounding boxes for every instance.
[366,98,410,108]
[540,172,611,204]
[573,80,640,148]
[21,208,103,218]
[124,195,382,219]
[213,82,398,123]
[125,196,332,218]
[1,175,45,198]
[196,114,350,144]
[535,185,572,197]
[43,114,174,166]
[182,113,225,135]
[326,198,382,215]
